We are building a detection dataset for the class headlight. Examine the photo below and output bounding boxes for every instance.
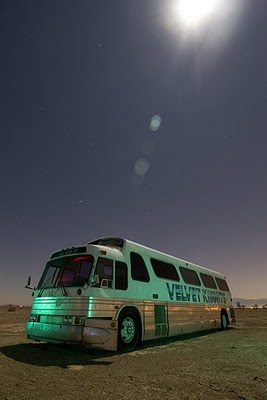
[63,316,73,325]
[29,314,38,322]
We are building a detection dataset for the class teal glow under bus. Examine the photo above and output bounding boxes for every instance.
[26,237,236,351]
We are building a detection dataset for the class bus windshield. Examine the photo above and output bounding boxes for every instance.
[37,255,94,288]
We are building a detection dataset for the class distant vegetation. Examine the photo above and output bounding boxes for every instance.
[0,304,28,311]
[236,301,267,310]
[8,305,17,312]
[234,298,267,309]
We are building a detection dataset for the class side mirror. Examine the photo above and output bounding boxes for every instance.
[25,276,35,290]
[100,279,112,289]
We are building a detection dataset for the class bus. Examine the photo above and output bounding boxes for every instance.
[26,237,236,351]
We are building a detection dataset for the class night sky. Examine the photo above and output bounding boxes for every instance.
[1,0,266,305]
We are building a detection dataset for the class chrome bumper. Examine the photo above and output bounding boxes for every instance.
[26,319,118,351]
[26,322,83,343]
[83,318,118,351]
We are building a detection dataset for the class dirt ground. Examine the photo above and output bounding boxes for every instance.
[0,307,266,400]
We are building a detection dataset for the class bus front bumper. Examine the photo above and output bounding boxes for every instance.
[26,321,83,344]
[83,318,118,351]
[26,319,118,351]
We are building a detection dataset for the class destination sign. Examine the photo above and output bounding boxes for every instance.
[50,246,87,259]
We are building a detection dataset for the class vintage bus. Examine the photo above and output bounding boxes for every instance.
[26,237,235,351]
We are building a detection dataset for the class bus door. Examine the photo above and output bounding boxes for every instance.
[87,256,115,319]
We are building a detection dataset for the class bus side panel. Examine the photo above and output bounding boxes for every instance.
[167,303,195,336]
[167,303,221,336]
[86,295,115,319]
[142,301,168,341]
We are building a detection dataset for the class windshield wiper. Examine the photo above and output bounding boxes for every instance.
[61,286,68,297]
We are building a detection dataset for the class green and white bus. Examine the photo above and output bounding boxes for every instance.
[26,237,235,351]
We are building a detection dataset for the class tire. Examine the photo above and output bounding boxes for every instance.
[221,311,229,330]
[118,311,140,351]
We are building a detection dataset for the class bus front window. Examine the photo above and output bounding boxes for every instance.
[37,258,63,288]
[57,256,94,287]
[38,255,94,288]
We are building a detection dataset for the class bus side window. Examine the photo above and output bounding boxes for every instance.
[151,258,180,281]
[94,257,113,288]
[130,252,150,282]
[115,261,128,290]
[200,273,217,289]
[215,277,229,292]
[179,266,201,286]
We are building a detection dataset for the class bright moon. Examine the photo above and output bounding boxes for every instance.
[176,0,223,28]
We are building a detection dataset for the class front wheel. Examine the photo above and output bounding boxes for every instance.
[118,311,140,351]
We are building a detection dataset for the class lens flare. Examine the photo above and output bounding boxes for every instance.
[176,0,223,28]
[150,115,162,132]
[134,158,150,176]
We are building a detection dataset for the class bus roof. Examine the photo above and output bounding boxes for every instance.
[87,237,226,279]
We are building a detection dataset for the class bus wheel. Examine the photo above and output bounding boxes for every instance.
[221,311,228,330]
[118,311,140,351]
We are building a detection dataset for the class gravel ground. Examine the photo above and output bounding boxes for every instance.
[0,307,266,400]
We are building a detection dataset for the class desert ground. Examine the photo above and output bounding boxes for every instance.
[0,307,266,400]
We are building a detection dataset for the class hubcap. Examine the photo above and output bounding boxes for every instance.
[120,317,135,343]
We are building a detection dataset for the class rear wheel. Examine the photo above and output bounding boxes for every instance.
[118,311,140,351]
[221,311,229,330]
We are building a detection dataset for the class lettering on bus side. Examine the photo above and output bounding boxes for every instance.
[166,283,226,304]
[202,288,226,304]
[166,283,201,302]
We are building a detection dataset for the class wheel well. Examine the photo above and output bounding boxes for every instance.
[118,307,142,343]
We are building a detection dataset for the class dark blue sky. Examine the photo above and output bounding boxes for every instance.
[1,0,266,304]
